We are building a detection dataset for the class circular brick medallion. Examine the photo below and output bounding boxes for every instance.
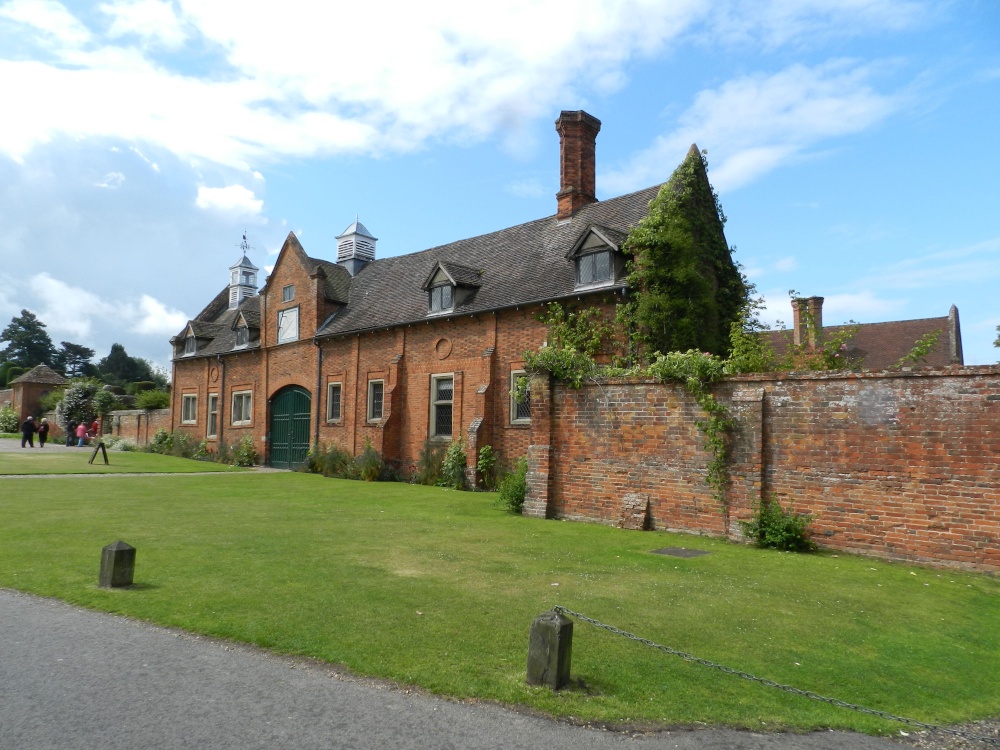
[435,337,452,360]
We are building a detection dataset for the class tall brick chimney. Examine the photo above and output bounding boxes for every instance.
[555,110,601,220]
[792,296,824,349]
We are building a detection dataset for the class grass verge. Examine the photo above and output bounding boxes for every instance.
[0,449,246,474]
[1,472,997,734]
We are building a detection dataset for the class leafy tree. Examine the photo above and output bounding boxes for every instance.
[0,309,55,367]
[98,343,155,385]
[53,341,96,378]
[59,378,101,429]
[622,147,747,358]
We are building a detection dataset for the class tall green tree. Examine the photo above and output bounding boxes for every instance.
[98,343,154,384]
[0,309,55,367]
[53,341,96,378]
[622,146,747,358]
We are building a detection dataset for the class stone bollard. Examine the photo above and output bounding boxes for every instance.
[526,608,573,689]
[99,541,136,588]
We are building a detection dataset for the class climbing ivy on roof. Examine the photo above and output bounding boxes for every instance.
[621,147,748,359]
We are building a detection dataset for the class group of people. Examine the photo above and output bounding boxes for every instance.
[19,417,100,448]
[19,416,50,448]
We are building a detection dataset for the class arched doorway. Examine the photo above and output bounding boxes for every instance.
[269,385,311,469]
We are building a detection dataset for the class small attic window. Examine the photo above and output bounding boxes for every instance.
[235,325,249,349]
[429,284,454,313]
[184,335,196,356]
[576,249,613,287]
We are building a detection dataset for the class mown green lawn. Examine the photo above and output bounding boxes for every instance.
[1,471,997,735]
[0,449,246,474]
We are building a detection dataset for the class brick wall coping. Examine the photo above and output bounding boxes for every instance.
[560,363,1000,389]
[109,408,171,418]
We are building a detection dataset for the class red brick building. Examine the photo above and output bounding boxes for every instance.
[170,110,652,472]
[169,110,963,473]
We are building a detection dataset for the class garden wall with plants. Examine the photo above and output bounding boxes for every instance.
[524,364,1000,572]
[107,408,171,445]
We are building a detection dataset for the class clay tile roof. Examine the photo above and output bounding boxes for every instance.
[315,185,659,338]
[764,314,960,371]
[9,364,69,385]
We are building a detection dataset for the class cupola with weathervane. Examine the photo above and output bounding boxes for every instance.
[336,219,377,277]
[228,234,259,310]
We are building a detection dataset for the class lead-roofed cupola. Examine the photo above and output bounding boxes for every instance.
[228,234,259,310]
[336,219,377,277]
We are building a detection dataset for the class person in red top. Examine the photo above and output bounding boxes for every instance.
[76,421,88,447]
[91,419,100,439]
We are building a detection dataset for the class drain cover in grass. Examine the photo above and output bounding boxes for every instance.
[651,547,710,558]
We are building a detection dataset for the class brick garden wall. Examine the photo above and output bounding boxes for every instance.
[108,409,171,445]
[524,366,1000,572]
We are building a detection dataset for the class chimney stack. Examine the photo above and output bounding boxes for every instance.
[555,110,601,220]
[792,296,824,350]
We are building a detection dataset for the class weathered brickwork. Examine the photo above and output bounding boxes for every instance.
[108,408,170,444]
[527,366,1000,572]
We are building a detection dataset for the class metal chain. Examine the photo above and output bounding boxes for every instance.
[552,605,999,745]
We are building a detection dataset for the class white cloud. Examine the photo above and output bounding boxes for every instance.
[604,60,904,193]
[28,272,110,338]
[100,0,187,48]
[0,0,92,47]
[774,256,798,272]
[821,290,903,322]
[129,294,188,335]
[94,171,124,188]
[195,184,263,219]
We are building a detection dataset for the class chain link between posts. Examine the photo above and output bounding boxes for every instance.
[551,605,999,746]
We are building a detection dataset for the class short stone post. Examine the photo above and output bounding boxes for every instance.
[99,541,136,588]
[526,608,573,689]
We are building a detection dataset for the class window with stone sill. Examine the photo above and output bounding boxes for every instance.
[430,374,453,438]
[207,393,218,438]
[367,380,384,422]
[327,382,342,422]
[181,394,197,424]
[510,370,530,424]
[231,391,252,426]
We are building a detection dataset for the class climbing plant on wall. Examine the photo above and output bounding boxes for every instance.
[621,147,748,359]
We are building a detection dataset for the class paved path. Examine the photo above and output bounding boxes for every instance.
[0,590,907,750]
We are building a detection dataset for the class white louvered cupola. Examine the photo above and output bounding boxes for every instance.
[228,236,259,310]
[336,220,377,277]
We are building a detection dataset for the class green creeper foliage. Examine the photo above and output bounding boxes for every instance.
[623,148,747,358]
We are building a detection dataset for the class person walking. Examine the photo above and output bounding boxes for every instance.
[76,421,88,447]
[37,418,50,447]
[66,420,77,447]
[20,416,38,448]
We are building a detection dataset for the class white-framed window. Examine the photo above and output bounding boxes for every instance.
[429,284,454,313]
[430,374,454,437]
[234,325,249,348]
[327,382,342,422]
[207,393,219,438]
[184,335,196,356]
[231,390,252,426]
[281,284,295,302]
[277,307,299,343]
[576,249,613,287]
[181,394,198,424]
[510,370,531,424]
[367,380,384,422]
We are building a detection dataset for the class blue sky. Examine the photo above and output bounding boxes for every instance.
[0,0,997,372]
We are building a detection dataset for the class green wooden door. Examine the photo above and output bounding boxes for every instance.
[270,386,311,469]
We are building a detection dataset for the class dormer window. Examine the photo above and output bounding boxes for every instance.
[568,225,624,290]
[235,325,249,349]
[429,284,454,313]
[576,249,613,286]
[184,335,196,355]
